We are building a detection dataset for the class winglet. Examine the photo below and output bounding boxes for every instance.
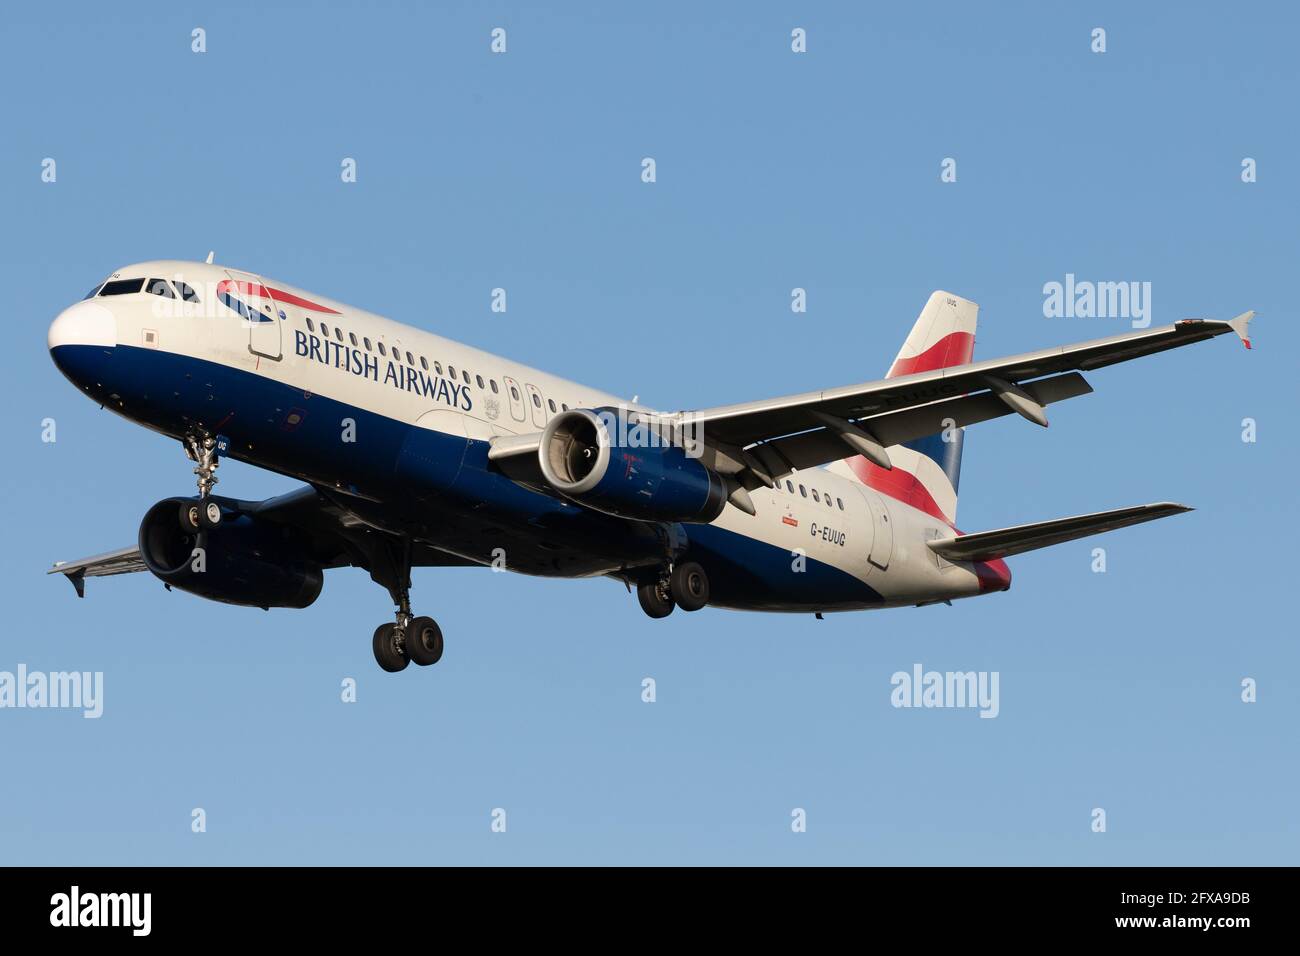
[1227,310,1254,350]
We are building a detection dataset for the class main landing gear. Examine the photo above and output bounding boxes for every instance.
[369,538,444,673]
[636,560,710,619]
[178,432,223,532]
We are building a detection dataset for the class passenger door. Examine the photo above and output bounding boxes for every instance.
[864,490,894,570]
[502,376,526,423]
[225,269,282,361]
[524,383,546,428]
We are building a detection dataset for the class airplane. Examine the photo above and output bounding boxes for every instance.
[46,260,1253,672]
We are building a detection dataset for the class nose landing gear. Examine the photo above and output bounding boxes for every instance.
[178,432,223,531]
[185,432,221,499]
[179,498,223,533]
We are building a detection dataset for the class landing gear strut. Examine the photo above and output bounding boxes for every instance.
[185,432,221,499]
[369,537,443,673]
[179,431,223,532]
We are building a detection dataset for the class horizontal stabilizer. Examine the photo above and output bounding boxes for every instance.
[48,546,147,597]
[927,502,1192,562]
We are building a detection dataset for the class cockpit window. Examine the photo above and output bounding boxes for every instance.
[145,278,176,299]
[83,284,103,300]
[99,278,145,296]
[176,281,200,302]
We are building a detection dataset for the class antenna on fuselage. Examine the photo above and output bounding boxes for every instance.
[205,251,215,264]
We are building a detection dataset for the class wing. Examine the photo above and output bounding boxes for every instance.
[677,312,1253,486]
[48,485,477,597]
[927,502,1192,562]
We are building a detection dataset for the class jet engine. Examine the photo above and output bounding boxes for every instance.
[537,408,727,523]
[138,497,324,609]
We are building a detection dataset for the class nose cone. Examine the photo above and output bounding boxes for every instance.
[49,300,118,392]
[49,300,117,351]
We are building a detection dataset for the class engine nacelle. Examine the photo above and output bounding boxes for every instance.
[138,498,324,609]
[538,408,727,523]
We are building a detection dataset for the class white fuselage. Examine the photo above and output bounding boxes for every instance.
[50,260,1001,612]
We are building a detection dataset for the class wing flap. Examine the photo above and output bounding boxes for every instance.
[757,371,1093,477]
[927,502,1192,562]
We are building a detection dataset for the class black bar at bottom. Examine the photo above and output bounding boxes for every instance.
[0,865,1282,940]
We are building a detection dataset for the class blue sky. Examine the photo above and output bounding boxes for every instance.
[1,0,1295,864]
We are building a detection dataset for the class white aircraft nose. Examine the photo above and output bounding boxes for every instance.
[48,300,117,350]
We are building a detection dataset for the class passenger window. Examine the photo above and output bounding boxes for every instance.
[463,370,471,385]
[490,380,499,394]
[825,495,832,508]
[561,403,568,411]
[799,485,807,498]
[448,366,456,378]
[321,323,330,337]
[548,399,557,413]
[378,342,387,357]
[363,337,371,351]
[406,351,414,364]
[812,490,820,503]
[99,278,145,296]
[145,278,175,298]
[336,328,344,342]
[476,375,485,388]
[176,281,200,303]
[349,332,358,346]
[306,318,316,333]
[510,386,520,401]
[420,357,428,371]
[434,362,443,375]
[532,392,542,408]
[786,480,794,493]
[837,498,844,510]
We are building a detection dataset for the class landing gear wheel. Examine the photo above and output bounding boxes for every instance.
[406,616,444,666]
[179,500,202,533]
[198,499,222,530]
[670,561,709,612]
[637,580,675,619]
[372,623,409,672]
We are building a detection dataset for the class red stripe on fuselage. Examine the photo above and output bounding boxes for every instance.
[848,456,953,525]
[887,330,975,377]
[973,556,1012,591]
[217,279,341,315]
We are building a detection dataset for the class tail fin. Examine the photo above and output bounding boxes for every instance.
[830,291,977,525]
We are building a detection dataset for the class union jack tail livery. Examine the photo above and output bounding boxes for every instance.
[832,292,978,526]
